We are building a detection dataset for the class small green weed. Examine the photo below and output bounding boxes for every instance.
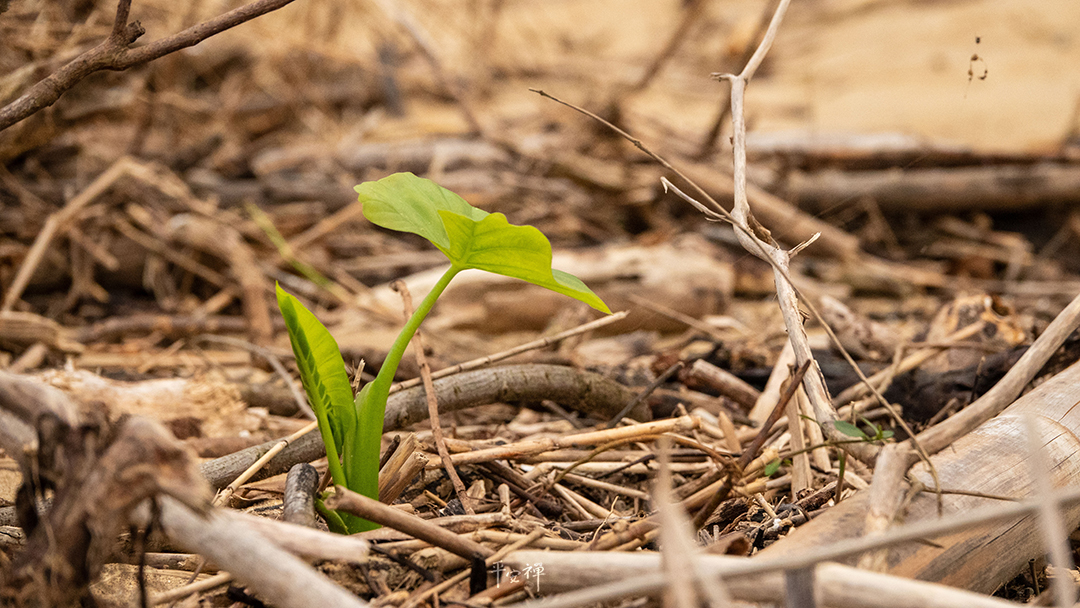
[277,172,608,533]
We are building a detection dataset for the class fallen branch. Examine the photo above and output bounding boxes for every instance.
[787,162,1080,213]
[502,550,1018,608]
[856,288,1080,565]
[325,486,493,562]
[282,463,319,528]
[199,364,645,489]
[0,370,368,607]
[155,497,369,608]
[0,371,210,606]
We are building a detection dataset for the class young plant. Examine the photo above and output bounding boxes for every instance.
[833,418,894,442]
[278,172,609,533]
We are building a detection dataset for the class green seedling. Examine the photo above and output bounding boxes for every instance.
[763,416,895,480]
[278,172,609,533]
[763,458,784,477]
[833,418,894,442]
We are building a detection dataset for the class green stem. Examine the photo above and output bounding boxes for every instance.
[373,265,462,406]
[316,497,348,534]
[317,405,347,489]
[346,265,462,503]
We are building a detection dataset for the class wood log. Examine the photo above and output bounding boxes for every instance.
[787,162,1080,213]
[200,364,646,489]
[502,550,1018,608]
[758,359,1080,593]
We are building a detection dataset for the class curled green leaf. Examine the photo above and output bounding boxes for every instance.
[276,284,356,457]
[356,172,609,313]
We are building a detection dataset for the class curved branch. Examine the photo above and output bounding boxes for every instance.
[114,0,298,68]
[199,364,646,489]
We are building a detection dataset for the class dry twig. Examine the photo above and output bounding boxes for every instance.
[0,0,301,131]
[393,280,473,514]
[325,485,492,562]
[503,550,1019,608]
[200,364,644,489]
[528,88,888,469]
[1023,414,1078,608]
[390,310,630,394]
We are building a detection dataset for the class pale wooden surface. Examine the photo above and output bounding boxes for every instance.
[503,550,1019,608]
[759,359,1080,593]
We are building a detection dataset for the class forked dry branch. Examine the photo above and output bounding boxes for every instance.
[532,0,906,474]
[524,0,1080,602]
[0,0,301,132]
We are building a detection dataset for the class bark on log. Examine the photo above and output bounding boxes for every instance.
[758,359,1080,593]
[787,162,1080,213]
[200,364,644,489]
[502,550,1018,608]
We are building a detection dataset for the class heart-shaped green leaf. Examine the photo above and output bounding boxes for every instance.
[355,172,486,250]
[355,172,609,313]
[276,284,356,458]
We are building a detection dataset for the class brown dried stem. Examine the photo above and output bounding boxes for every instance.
[1023,414,1078,607]
[325,485,493,562]
[444,416,700,467]
[529,89,882,467]
[393,280,473,514]
[704,0,903,469]
[390,310,629,394]
[697,0,781,157]
[690,361,808,527]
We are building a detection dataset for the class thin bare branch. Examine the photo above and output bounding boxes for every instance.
[111,0,134,40]
[0,0,299,132]
[736,0,792,81]
[117,0,297,67]
[393,280,474,514]
[1024,414,1078,608]
[390,310,630,394]
[521,481,1080,591]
